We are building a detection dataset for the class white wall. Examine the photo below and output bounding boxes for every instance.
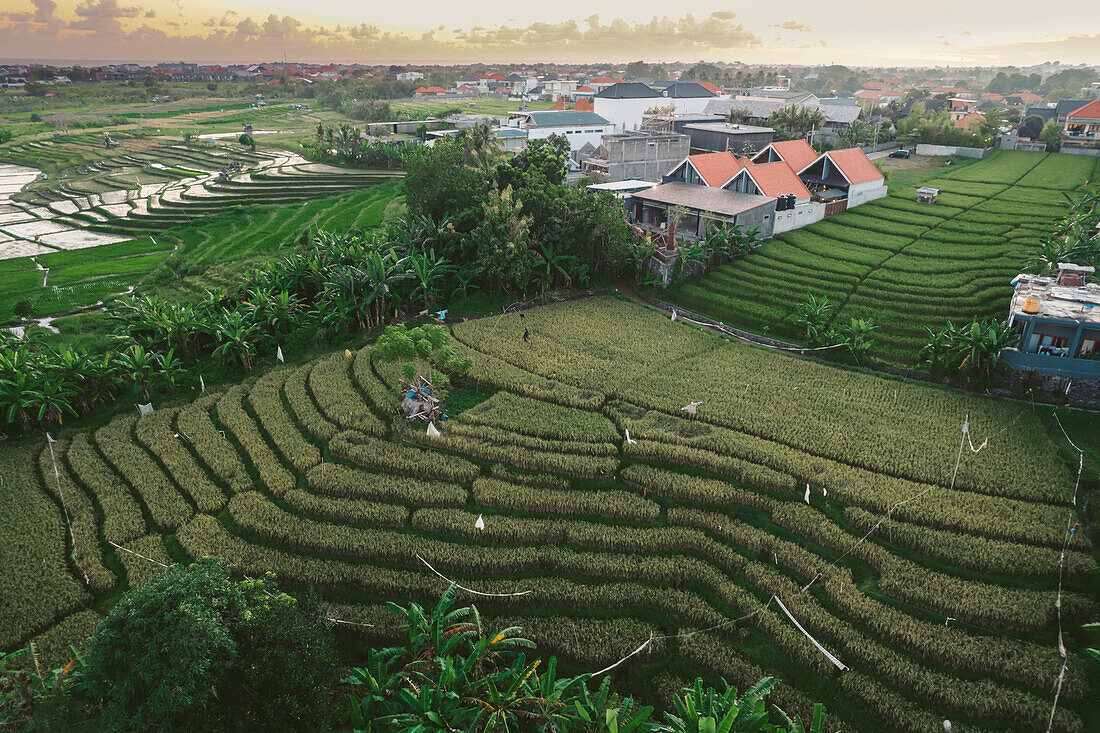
[772,201,825,234]
[847,181,888,208]
[594,97,655,133]
[528,124,614,152]
[668,97,715,115]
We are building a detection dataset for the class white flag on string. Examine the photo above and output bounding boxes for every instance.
[137,403,154,415]
[804,484,811,504]
[624,428,637,445]
[46,433,55,443]
[670,309,677,322]
[426,421,441,438]
[276,345,284,363]
[475,514,485,531]
[199,375,205,392]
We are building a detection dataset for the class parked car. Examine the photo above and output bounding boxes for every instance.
[889,149,911,159]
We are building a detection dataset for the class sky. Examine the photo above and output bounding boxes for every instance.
[0,0,1098,67]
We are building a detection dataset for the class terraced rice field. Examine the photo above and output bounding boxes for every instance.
[2,297,1093,732]
[668,151,1100,364]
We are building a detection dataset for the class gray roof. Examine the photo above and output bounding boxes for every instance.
[684,122,774,135]
[630,182,774,216]
[1023,106,1057,123]
[704,98,860,125]
[521,110,610,127]
[596,82,661,99]
[1056,99,1090,115]
[661,82,717,99]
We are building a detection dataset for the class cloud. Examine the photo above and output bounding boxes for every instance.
[769,21,812,33]
[70,0,140,31]
[31,0,55,23]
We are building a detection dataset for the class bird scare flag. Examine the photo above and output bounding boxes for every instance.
[199,375,206,393]
[276,345,284,363]
[426,421,441,438]
[475,514,485,530]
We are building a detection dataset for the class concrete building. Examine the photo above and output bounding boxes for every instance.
[579,131,691,182]
[657,82,719,115]
[682,122,774,155]
[704,97,861,146]
[1003,265,1100,379]
[628,182,777,241]
[510,110,614,152]
[594,82,662,133]
[1062,100,1100,148]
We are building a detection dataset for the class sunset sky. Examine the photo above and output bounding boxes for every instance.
[0,0,1097,66]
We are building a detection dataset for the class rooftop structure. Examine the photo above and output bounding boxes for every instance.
[1003,265,1100,379]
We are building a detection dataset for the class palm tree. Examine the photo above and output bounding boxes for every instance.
[952,318,1016,382]
[0,371,43,431]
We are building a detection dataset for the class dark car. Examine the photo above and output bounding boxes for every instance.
[888,149,911,159]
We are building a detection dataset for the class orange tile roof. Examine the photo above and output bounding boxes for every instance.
[1068,100,1100,120]
[576,85,595,93]
[862,81,889,90]
[549,97,566,110]
[742,161,812,199]
[696,81,723,95]
[571,98,594,111]
[687,152,749,187]
[824,147,883,185]
[955,112,984,128]
[980,92,1004,101]
[756,139,818,173]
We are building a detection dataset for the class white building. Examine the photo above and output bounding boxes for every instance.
[657,82,719,115]
[397,71,425,81]
[510,110,614,153]
[594,82,662,134]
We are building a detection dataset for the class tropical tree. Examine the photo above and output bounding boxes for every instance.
[210,309,261,372]
[921,318,1016,382]
[370,323,472,384]
[533,240,576,301]
[792,294,836,345]
[835,317,880,358]
[407,248,454,312]
[115,343,165,402]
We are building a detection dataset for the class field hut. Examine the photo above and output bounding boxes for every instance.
[917,186,941,204]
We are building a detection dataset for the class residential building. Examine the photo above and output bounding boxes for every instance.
[657,82,719,115]
[628,183,778,243]
[681,122,774,155]
[703,97,861,145]
[397,71,425,81]
[1062,100,1100,147]
[797,148,888,209]
[509,110,614,152]
[579,131,691,182]
[751,139,821,174]
[413,86,446,98]
[1023,100,1089,128]
[594,82,662,133]
[1002,265,1100,379]
[586,180,659,200]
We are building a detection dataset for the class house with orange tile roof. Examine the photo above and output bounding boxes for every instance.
[1062,100,1100,147]
[797,147,887,208]
[751,139,819,173]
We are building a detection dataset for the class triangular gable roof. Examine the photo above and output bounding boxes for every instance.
[752,139,818,172]
[683,152,750,187]
[738,162,812,199]
[1068,100,1100,121]
[549,97,566,110]
[696,81,723,95]
[802,148,883,185]
[572,98,594,112]
[956,112,984,128]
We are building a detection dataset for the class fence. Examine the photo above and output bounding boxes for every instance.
[860,141,900,154]
[1060,147,1100,157]
[915,144,992,158]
